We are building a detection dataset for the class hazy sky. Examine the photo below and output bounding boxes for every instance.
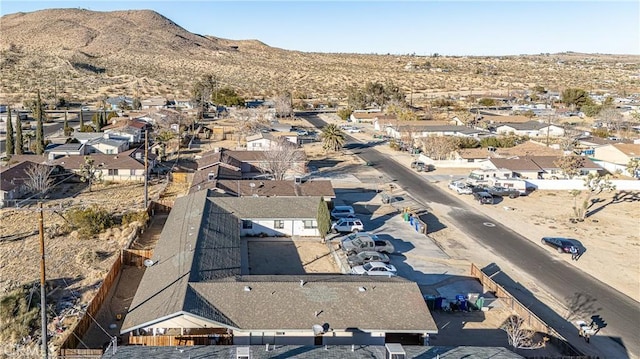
[2,1,639,56]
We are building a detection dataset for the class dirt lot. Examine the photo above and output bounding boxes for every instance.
[247,240,339,275]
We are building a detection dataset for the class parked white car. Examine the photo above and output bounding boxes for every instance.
[331,205,355,219]
[345,127,362,133]
[351,261,397,276]
[331,217,364,233]
[448,181,472,195]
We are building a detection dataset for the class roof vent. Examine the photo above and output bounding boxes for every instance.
[300,280,305,287]
[244,286,251,292]
[358,286,367,292]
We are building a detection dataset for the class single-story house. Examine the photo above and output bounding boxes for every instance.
[485,156,602,179]
[591,143,640,177]
[0,161,64,207]
[140,97,167,110]
[101,345,524,359]
[494,121,565,138]
[106,96,134,110]
[195,179,336,201]
[73,132,106,144]
[51,149,149,182]
[174,99,194,109]
[44,143,87,159]
[0,161,37,206]
[246,132,275,151]
[120,190,437,346]
[87,137,129,155]
[386,125,488,139]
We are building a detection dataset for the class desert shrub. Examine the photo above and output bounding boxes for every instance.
[76,248,100,266]
[64,206,115,238]
[0,285,40,343]
[592,128,610,138]
[121,210,149,227]
[337,107,353,121]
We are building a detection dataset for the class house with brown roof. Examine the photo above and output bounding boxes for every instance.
[193,178,335,200]
[191,149,308,190]
[120,191,437,346]
[51,148,149,182]
[591,143,640,177]
[0,161,63,207]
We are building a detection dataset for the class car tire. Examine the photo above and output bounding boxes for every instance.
[353,228,359,233]
[331,229,337,234]
[557,247,564,254]
[509,194,517,199]
[541,238,546,245]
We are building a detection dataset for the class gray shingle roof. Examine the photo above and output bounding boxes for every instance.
[102,345,524,359]
[121,192,241,332]
[121,190,438,336]
[189,278,434,331]
[212,196,321,219]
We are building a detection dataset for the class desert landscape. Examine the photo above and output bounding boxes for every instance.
[0,5,639,358]
[1,9,639,108]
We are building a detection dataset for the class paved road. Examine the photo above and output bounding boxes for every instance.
[301,113,639,358]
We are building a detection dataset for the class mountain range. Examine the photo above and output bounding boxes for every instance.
[1,8,638,105]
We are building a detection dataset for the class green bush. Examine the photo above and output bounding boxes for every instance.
[65,206,115,238]
[122,210,149,226]
[0,285,40,343]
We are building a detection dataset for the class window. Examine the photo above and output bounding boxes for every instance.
[108,169,119,176]
[274,220,284,229]
[130,169,136,176]
[242,220,253,229]
[106,149,114,154]
[303,220,317,229]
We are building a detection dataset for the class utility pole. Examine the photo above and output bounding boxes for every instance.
[144,130,149,209]
[546,100,551,147]
[38,202,48,359]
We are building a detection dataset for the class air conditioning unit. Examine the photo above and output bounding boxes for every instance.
[236,346,250,359]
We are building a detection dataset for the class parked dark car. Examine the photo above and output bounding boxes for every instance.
[346,251,390,267]
[541,237,575,254]
[473,191,494,204]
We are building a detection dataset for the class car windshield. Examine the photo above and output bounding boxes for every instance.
[363,263,373,271]
[352,238,363,247]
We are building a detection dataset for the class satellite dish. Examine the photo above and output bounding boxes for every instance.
[312,324,324,336]
[143,259,155,267]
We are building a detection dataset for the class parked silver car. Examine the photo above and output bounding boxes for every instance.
[331,218,364,233]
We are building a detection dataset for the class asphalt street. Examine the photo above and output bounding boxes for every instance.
[301,112,639,358]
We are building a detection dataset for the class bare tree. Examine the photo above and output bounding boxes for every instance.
[599,107,623,132]
[553,155,585,179]
[24,163,54,199]
[260,138,306,180]
[232,108,273,147]
[274,92,293,118]
[501,315,545,350]
[415,136,459,160]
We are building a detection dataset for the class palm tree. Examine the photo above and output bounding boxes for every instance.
[321,123,345,152]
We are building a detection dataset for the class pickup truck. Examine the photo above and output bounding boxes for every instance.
[484,186,521,198]
[340,232,394,255]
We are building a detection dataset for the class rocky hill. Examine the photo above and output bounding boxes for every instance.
[1,8,638,105]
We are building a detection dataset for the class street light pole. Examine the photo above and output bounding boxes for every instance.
[38,202,48,359]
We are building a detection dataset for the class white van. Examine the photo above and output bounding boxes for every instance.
[331,205,355,219]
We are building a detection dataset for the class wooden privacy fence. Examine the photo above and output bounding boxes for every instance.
[58,253,123,351]
[470,263,583,356]
[126,334,231,346]
[122,248,154,267]
[470,263,552,334]
[57,251,152,352]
